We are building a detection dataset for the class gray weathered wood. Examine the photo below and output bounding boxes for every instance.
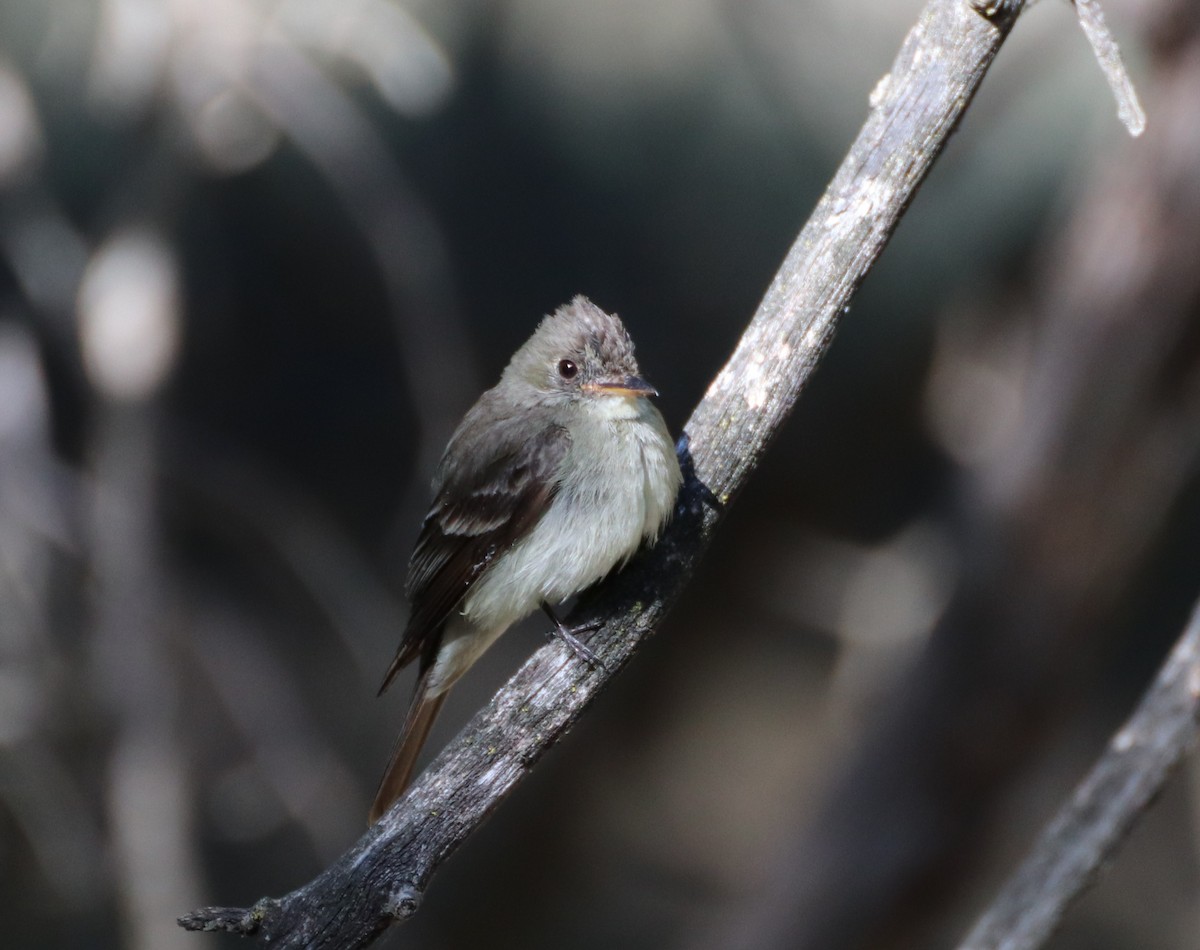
[179,1,1027,946]
[957,599,1200,950]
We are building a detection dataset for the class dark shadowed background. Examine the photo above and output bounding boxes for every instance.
[1,1,1198,949]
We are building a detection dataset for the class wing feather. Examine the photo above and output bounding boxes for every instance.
[378,408,570,693]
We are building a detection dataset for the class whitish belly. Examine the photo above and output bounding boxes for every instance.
[460,415,676,631]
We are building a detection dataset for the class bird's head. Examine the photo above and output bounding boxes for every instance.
[502,296,658,407]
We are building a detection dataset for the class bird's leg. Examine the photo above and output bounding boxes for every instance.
[541,604,606,669]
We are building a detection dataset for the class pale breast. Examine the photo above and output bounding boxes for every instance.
[460,398,681,631]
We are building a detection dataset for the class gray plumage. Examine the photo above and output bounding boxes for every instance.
[370,296,682,823]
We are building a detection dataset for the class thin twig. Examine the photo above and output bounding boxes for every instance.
[179,1,1041,945]
[957,597,1200,950]
[1074,0,1147,136]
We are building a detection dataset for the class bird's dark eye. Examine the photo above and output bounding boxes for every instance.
[557,359,578,379]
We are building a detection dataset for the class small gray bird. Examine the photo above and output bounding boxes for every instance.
[370,296,682,823]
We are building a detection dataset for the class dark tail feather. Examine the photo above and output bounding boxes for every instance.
[369,670,447,823]
[377,636,419,696]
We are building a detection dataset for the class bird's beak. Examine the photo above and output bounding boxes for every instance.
[583,375,659,398]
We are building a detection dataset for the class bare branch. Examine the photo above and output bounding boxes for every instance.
[957,597,1200,950]
[709,5,1200,942]
[177,1,1068,945]
[1074,0,1147,136]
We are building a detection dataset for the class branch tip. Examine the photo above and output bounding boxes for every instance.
[178,898,276,935]
[1074,0,1147,136]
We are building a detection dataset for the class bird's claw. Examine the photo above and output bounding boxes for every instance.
[542,607,607,670]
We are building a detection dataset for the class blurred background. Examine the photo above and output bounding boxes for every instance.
[2,0,1199,948]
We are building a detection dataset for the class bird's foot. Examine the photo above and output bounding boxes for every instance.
[541,605,607,670]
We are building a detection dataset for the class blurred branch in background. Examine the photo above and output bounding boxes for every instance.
[80,228,200,950]
[0,1,468,947]
[958,595,1200,949]
[243,18,476,502]
[705,1,1200,947]
[0,322,101,917]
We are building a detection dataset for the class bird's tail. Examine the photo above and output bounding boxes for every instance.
[369,668,448,823]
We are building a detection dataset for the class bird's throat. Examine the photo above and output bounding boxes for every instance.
[585,394,644,421]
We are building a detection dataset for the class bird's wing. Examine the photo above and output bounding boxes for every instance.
[377,417,571,694]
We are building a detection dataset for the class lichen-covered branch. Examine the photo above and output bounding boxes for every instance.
[179,1,1030,946]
